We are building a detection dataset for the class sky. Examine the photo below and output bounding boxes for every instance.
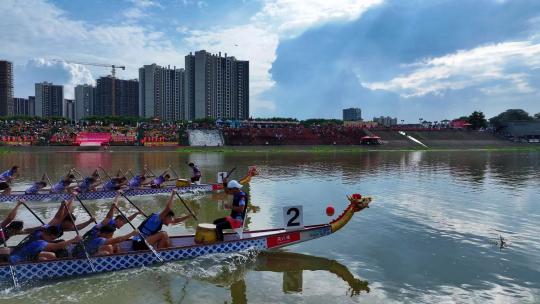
[1,0,540,122]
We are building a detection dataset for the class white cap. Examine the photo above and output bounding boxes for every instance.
[227,180,243,189]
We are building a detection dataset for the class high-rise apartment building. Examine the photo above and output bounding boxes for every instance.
[64,99,75,121]
[374,116,398,126]
[139,64,184,121]
[0,60,14,116]
[13,97,35,116]
[184,50,249,120]
[35,82,63,117]
[343,108,362,121]
[95,76,138,117]
[75,84,95,121]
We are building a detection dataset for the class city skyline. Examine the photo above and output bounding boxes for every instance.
[1,1,540,122]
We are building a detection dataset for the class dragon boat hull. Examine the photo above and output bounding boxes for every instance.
[0,194,372,285]
[0,225,332,283]
[0,184,215,203]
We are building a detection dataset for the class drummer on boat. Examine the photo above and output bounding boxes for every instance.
[0,166,18,195]
[132,190,191,250]
[213,180,247,242]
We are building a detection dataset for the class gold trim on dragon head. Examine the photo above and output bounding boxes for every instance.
[347,194,373,212]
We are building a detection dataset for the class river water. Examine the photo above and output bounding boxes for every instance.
[0,150,539,303]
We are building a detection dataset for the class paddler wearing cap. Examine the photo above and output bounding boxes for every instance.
[213,180,247,242]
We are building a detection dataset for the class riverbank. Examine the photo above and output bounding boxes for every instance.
[1,144,539,154]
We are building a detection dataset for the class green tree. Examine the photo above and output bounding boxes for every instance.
[467,111,487,130]
[489,109,533,127]
[535,113,540,120]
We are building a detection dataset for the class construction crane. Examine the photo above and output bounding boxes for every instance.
[52,59,126,115]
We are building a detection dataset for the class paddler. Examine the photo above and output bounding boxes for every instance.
[0,201,25,246]
[0,166,18,195]
[76,170,101,193]
[50,173,77,194]
[188,162,202,183]
[213,180,247,242]
[8,225,81,263]
[102,176,128,191]
[127,168,150,189]
[149,171,171,188]
[74,193,141,255]
[24,174,48,195]
[73,225,137,257]
[132,190,191,250]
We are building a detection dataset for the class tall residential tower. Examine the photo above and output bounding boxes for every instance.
[139,64,184,121]
[35,82,63,117]
[0,60,14,116]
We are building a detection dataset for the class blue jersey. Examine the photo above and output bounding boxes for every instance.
[152,176,165,186]
[128,175,144,188]
[103,180,118,191]
[25,182,42,194]
[134,213,162,240]
[9,239,48,263]
[74,236,106,257]
[0,169,14,181]
[192,166,201,177]
[78,177,95,192]
[230,191,247,221]
[51,181,67,193]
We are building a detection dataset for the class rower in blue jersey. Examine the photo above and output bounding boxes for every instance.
[132,190,191,251]
[150,172,171,189]
[50,174,76,194]
[188,163,202,183]
[0,201,25,246]
[9,225,81,263]
[102,176,128,191]
[73,225,137,257]
[213,180,248,242]
[24,174,48,195]
[127,168,150,189]
[0,166,18,195]
[76,170,101,193]
[75,193,140,254]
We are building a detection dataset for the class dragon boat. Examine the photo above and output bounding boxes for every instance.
[0,167,258,203]
[0,194,372,285]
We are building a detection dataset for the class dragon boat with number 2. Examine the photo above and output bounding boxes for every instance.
[0,194,372,285]
[0,167,258,203]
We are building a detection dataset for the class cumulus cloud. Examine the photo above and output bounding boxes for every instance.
[183,0,383,113]
[362,41,540,98]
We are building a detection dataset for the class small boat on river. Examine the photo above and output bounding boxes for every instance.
[0,194,372,284]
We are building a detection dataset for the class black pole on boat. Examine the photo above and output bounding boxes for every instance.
[74,195,98,225]
[226,167,237,179]
[112,205,164,263]
[20,201,45,225]
[1,227,19,288]
[169,165,180,180]
[120,193,148,218]
[174,192,198,221]
[44,173,54,190]
[62,203,97,273]
[98,166,112,181]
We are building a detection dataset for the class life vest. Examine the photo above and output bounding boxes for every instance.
[135,213,163,240]
[230,191,247,221]
[9,235,48,264]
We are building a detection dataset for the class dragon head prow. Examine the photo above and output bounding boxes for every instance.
[346,194,373,212]
[247,166,259,177]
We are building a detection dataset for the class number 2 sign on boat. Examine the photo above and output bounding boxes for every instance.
[283,205,304,230]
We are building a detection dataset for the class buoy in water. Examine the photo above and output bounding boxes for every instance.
[326,205,335,216]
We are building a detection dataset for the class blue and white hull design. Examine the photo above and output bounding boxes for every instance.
[0,184,214,203]
[0,225,332,283]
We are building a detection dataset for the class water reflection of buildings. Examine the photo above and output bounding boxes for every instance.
[199,251,370,303]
